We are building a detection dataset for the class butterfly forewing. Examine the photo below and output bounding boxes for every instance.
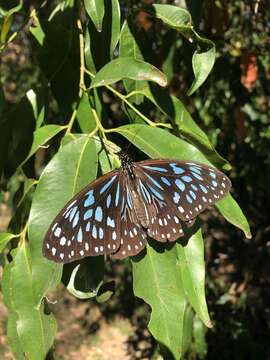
[137,159,231,222]
[43,170,122,263]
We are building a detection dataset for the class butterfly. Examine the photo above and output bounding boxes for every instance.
[43,153,231,262]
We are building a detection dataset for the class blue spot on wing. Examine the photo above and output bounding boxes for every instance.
[147,183,164,201]
[72,211,79,228]
[161,176,171,186]
[142,165,168,173]
[175,179,185,191]
[139,180,151,203]
[95,206,103,222]
[170,163,185,174]
[84,190,95,207]
[99,175,117,194]
[83,209,93,221]
[145,173,164,190]
[200,184,208,193]
[191,172,203,181]
[77,227,83,242]
[182,175,192,183]
[115,182,120,206]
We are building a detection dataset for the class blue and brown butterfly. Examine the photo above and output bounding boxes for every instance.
[43,154,231,262]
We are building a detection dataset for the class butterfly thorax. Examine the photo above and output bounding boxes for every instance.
[120,153,135,180]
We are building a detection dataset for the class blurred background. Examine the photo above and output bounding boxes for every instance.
[0,0,270,359]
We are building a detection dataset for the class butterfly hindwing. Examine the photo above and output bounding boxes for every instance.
[133,169,184,242]
[43,170,122,263]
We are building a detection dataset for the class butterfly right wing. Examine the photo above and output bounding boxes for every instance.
[43,170,122,263]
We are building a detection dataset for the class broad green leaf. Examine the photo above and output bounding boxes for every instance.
[2,243,56,360]
[28,135,98,304]
[132,244,187,359]
[135,87,230,169]
[7,311,24,360]
[2,263,25,360]
[147,4,215,94]
[149,4,191,29]
[116,124,250,236]
[115,124,209,163]
[216,194,251,239]
[84,0,105,32]
[76,92,96,133]
[91,57,167,88]
[19,124,65,167]
[182,305,194,355]
[0,232,16,253]
[176,229,211,327]
[188,45,216,95]
[110,0,120,57]
[193,316,208,359]
[119,20,146,104]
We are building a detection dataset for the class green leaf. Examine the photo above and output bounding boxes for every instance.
[110,0,120,57]
[0,232,16,253]
[182,305,194,355]
[147,4,215,94]
[65,256,104,300]
[119,20,146,104]
[91,57,167,89]
[132,244,187,360]
[84,0,105,32]
[2,243,57,360]
[66,264,99,299]
[76,92,96,133]
[149,4,191,29]
[176,229,211,327]
[29,17,45,46]
[115,124,209,163]
[216,194,251,239]
[136,87,230,169]
[19,124,65,167]
[1,12,13,43]
[96,281,115,303]
[28,135,98,304]
[7,311,24,360]
[188,45,216,95]
[193,316,208,359]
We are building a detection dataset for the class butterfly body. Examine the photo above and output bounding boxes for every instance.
[43,155,231,262]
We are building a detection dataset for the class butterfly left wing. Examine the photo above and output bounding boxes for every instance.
[43,170,122,263]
